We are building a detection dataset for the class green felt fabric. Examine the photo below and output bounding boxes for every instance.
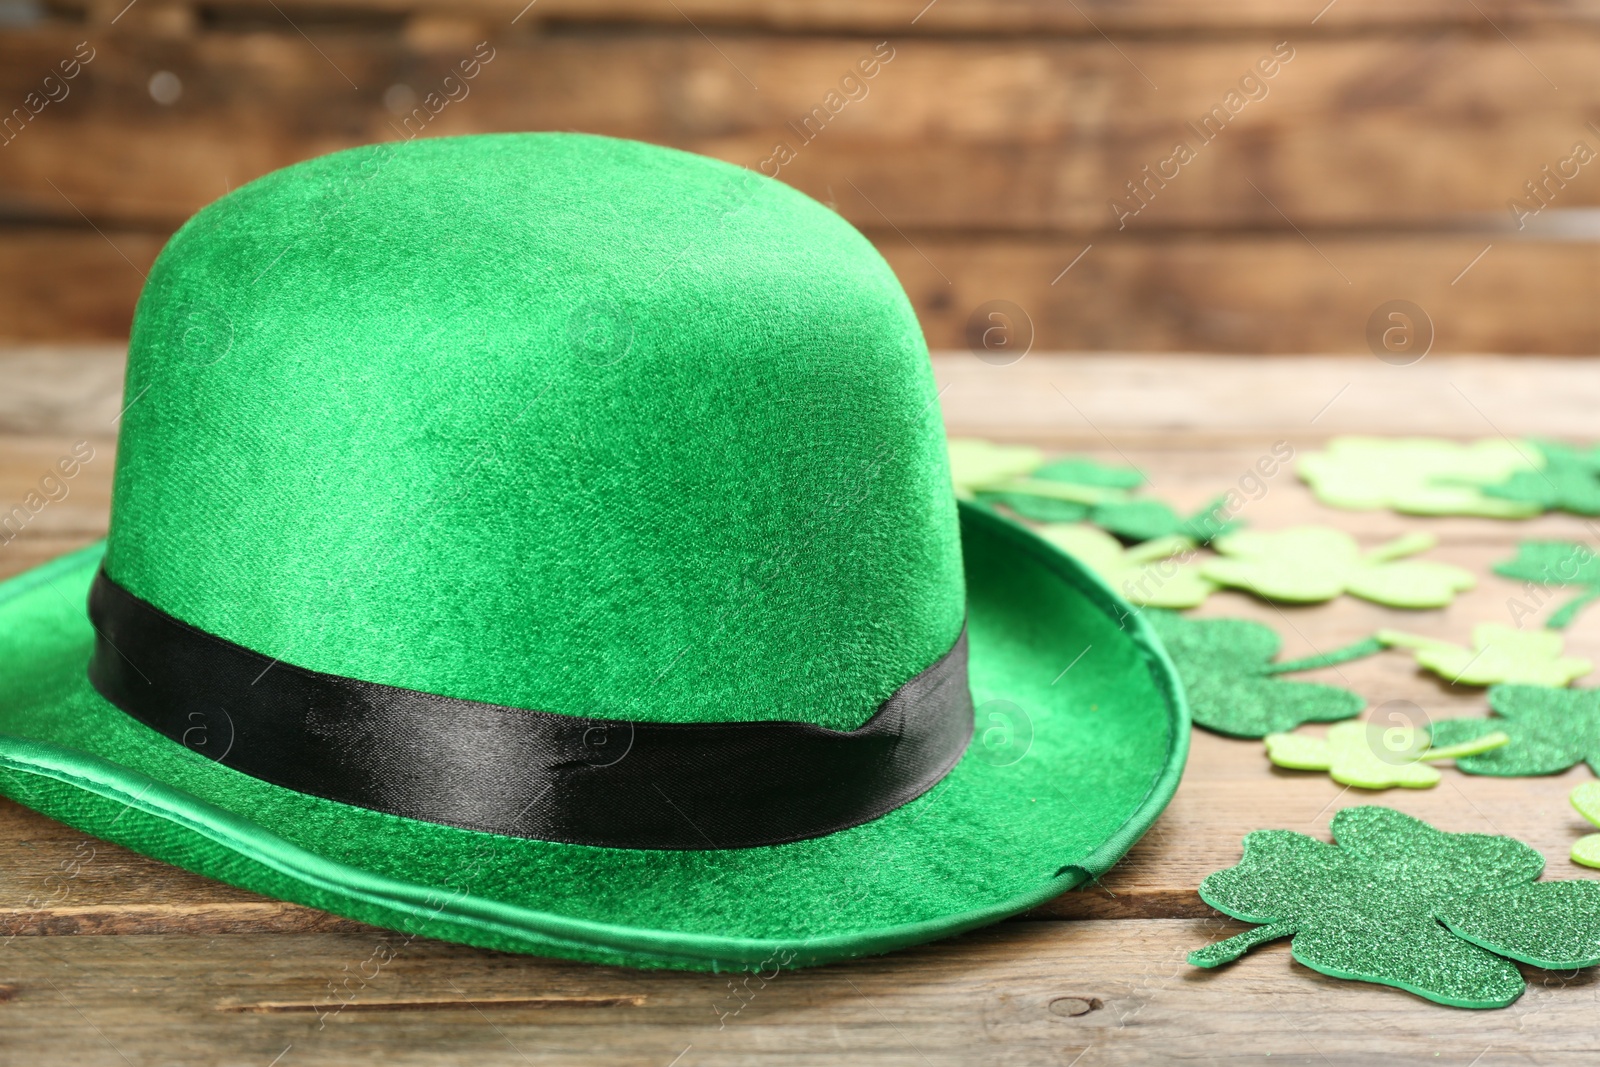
[1190,806,1600,1008]
[0,507,1189,970]
[1429,685,1600,777]
[110,133,960,732]
[1144,611,1369,738]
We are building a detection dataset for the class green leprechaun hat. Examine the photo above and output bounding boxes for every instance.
[0,133,1186,970]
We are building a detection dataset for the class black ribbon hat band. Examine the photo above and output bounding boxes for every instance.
[85,569,975,850]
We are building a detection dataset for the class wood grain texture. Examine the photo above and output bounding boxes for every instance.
[6,229,1600,352]
[8,27,1600,232]
[7,11,1600,350]
[3,347,1600,1061]
[45,0,1600,35]
[5,924,1600,1066]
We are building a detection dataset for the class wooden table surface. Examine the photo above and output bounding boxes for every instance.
[3,346,1600,1065]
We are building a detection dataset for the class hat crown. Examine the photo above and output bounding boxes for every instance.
[107,133,964,731]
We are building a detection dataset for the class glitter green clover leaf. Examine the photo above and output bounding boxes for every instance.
[1494,540,1600,630]
[1142,610,1376,738]
[1189,807,1600,1009]
[951,438,1600,1008]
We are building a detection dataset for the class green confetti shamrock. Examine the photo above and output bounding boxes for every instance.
[974,455,1146,522]
[1494,540,1600,630]
[947,438,1043,496]
[1482,441,1600,516]
[1142,610,1377,738]
[1037,526,1215,609]
[990,492,1242,542]
[1299,436,1543,518]
[1032,456,1145,490]
[1265,721,1509,789]
[1570,783,1600,869]
[1189,806,1600,1008]
[1090,493,1239,545]
[1201,527,1475,609]
[1377,624,1592,688]
[1429,685,1600,777]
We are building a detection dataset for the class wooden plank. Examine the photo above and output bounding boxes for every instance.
[929,353,1600,442]
[5,230,1600,353]
[48,0,1600,34]
[6,28,1600,232]
[883,235,1600,354]
[0,234,158,341]
[5,923,1600,1066]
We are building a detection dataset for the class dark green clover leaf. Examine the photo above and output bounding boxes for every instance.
[1091,493,1240,545]
[1190,806,1600,1008]
[1034,456,1145,490]
[1145,611,1374,738]
[974,455,1145,523]
[1493,540,1600,630]
[1429,685,1600,777]
[1482,441,1600,516]
[974,490,1092,523]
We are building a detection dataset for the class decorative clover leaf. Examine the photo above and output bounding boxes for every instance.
[947,438,1045,497]
[993,494,1241,542]
[973,455,1145,522]
[1033,456,1145,490]
[1038,526,1214,609]
[1299,436,1543,518]
[1377,624,1592,688]
[1090,494,1240,545]
[1482,441,1600,516]
[1189,806,1600,1008]
[1493,540,1600,630]
[1265,721,1509,789]
[1571,783,1600,869]
[1429,685,1600,777]
[1142,610,1375,738]
[1201,527,1475,609]
[973,490,1092,522]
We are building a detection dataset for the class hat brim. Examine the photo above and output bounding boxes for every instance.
[0,503,1187,970]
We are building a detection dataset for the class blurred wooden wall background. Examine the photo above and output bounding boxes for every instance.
[4,0,1600,353]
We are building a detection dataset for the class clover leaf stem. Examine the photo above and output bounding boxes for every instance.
[1264,636,1386,676]
[1549,587,1600,630]
[1187,920,1299,968]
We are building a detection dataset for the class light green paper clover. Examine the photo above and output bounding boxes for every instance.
[947,438,1043,496]
[1571,783,1600,869]
[1378,624,1592,688]
[1299,436,1543,518]
[1038,524,1215,609]
[1265,720,1509,789]
[1201,527,1475,608]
